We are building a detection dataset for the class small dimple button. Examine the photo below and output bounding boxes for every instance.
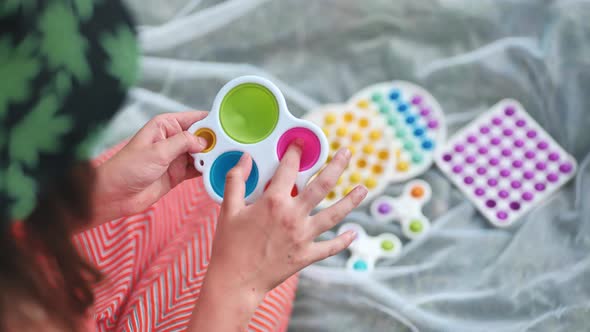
[370,179,432,239]
[338,223,402,272]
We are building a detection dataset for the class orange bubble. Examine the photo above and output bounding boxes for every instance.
[411,186,424,198]
[359,117,369,128]
[344,112,355,122]
[357,159,367,168]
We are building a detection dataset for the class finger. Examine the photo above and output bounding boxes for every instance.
[171,111,210,130]
[152,131,208,165]
[221,153,252,213]
[268,139,303,195]
[299,148,351,211]
[310,185,367,236]
[185,155,202,179]
[307,230,356,264]
[132,111,209,146]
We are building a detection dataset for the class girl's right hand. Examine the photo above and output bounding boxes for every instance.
[190,141,366,332]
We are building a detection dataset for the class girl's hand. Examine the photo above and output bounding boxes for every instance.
[190,141,366,331]
[91,112,209,225]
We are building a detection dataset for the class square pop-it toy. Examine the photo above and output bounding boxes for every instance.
[435,99,577,227]
[305,81,446,208]
[188,76,329,204]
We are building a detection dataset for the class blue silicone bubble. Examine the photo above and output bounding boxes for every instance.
[210,151,259,198]
[353,259,368,271]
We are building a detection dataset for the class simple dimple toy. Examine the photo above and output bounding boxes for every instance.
[435,99,577,227]
[305,81,446,208]
[188,76,329,204]
[338,223,402,272]
[370,180,432,239]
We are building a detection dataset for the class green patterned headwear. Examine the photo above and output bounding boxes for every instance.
[0,0,139,223]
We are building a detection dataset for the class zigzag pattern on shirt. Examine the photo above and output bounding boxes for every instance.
[74,143,297,331]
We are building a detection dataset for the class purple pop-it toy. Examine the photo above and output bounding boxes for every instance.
[435,99,577,227]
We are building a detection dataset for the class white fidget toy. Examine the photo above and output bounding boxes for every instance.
[338,223,402,272]
[188,76,329,204]
[305,81,446,208]
[370,180,432,239]
[435,99,577,227]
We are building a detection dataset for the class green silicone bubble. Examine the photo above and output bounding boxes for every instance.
[372,93,382,102]
[410,220,423,233]
[219,83,279,144]
[381,240,395,251]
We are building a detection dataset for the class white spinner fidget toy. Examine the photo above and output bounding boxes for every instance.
[338,223,402,272]
[370,180,432,239]
[188,76,329,204]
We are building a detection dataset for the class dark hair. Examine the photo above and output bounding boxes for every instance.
[0,162,101,331]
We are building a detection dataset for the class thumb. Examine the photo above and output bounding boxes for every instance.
[153,131,208,165]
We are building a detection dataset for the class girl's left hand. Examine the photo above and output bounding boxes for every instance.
[90,112,209,225]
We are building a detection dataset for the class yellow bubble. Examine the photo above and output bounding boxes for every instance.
[369,130,382,140]
[336,126,347,137]
[344,112,355,122]
[363,144,375,154]
[322,127,330,137]
[378,150,389,160]
[397,161,409,172]
[357,159,367,168]
[327,191,336,200]
[336,176,343,185]
[357,99,369,109]
[372,164,383,174]
[352,132,363,142]
[395,149,402,158]
[331,141,340,150]
[349,145,357,156]
[325,113,336,125]
[349,172,361,183]
[364,177,377,189]
[343,186,354,196]
[359,117,369,128]
[327,154,333,162]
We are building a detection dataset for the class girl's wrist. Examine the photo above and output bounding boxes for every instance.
[189,263,266,331]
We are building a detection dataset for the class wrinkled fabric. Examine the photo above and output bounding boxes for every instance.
[99,1,590,331]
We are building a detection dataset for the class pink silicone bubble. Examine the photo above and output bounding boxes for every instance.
[277,127,321,171]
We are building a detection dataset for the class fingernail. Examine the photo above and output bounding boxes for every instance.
[196,136,208,148]
[349,230,358,240]
[293,138,305,148]
[358,185,368,197]
[343,148,351,158]
[239,152,249,162]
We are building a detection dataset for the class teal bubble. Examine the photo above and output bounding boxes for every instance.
[379,104,389,114]
[403,141,414,151]
[353,260,368,271]
[372,93,382,102]
[387,116,397,126]
[395,130,407,139]
[412,153,423,163]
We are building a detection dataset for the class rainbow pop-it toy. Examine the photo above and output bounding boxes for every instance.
[188,76,329,204]
[305,81,446,207]
[435,99,577,227]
